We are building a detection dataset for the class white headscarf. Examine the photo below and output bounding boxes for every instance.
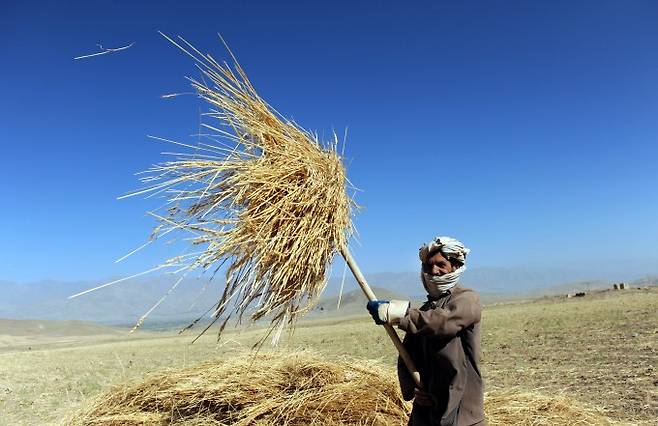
[419,236,470,298]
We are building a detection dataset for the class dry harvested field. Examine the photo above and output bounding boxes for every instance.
[0,287,656,425]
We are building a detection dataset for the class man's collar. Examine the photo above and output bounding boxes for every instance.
[426,288,453,303]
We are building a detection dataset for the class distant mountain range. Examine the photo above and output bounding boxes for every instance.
[0,277,215,327]
[321,259,658,298]
[1,262,657,327]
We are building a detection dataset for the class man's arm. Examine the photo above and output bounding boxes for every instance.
[398,290,481,339]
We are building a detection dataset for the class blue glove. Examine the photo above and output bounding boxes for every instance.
[366,300,389,325]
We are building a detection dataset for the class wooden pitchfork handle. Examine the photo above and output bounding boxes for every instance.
[340,246,423,389]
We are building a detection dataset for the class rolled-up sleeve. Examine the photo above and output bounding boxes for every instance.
[398,290,481,339]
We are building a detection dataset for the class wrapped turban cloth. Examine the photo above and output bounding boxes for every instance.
[419,236,470,298]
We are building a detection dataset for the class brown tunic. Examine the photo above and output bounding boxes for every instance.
[397,285,485,426]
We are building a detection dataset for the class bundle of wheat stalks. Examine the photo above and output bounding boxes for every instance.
[123,34,355,340]
[70,351,620,426]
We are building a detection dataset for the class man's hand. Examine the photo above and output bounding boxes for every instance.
[413,388,434,407]
[366,300,389,325]
[366,300,410,325]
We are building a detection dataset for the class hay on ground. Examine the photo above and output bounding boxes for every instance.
[70,351,621,426]
[485,389,619,425]
[70,351,408,426]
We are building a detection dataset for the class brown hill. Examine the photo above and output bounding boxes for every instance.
[0,318,123,337]
[0,318,126,352]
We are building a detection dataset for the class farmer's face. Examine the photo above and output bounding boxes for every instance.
[422,251,457,276]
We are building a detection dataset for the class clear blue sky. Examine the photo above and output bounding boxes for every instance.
[2,1,657,282]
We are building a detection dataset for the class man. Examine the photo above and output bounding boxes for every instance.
[366,236,485,426]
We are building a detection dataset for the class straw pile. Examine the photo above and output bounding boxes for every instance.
[70,351,409,426]
[122,34,355,340]
[485,389,619,425]
[70,352,621,426]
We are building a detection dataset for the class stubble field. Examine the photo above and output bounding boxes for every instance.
[0,287,656,425]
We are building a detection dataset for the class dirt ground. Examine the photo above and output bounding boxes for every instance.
[0,287,656,425]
